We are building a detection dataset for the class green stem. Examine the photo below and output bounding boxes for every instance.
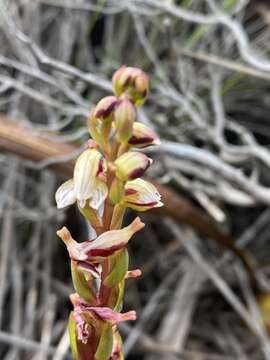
[110,204,126,230]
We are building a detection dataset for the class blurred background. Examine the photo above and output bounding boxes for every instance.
[1,0,270,359]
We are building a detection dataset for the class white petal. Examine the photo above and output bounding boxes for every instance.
[89,180,108,210]
[125,178,161,203]
[97,202,105,218]
[80,217,144,256]
[74,149,102,206]
[86,222,97,240]
[55,179,76,209]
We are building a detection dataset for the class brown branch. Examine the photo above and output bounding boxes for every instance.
[0,114,255,284]
[0,114,76,177]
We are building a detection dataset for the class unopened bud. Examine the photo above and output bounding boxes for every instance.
[112,66,149,106]
[94,96,118,122]
[114,151,152,181]
[128,122,160,148]
[114,97,136,143]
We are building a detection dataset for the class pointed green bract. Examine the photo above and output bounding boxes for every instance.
[95,324,113,360]
[71,261,95,303]
[114,280,125,312]
[104,249,129,287]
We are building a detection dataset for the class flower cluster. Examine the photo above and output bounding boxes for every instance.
[55,66,162,360]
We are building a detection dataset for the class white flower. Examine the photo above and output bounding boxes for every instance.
[55,148,107,210]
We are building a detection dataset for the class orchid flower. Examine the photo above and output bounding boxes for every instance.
[55,148,107,210]
[56,217,144,263]
[123,178,163,211]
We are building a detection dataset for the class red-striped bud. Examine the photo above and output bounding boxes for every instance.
[94,96,118,122]
[114,151,152,181]
[112,66,149,106]
[128,122,160,148]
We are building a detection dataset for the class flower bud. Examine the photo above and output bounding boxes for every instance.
[112,66,149,106]
[93,96,118,122]
[123,178,163,211]
[114,97,136,143]
[114,151,152,181]
[128,122,160,148]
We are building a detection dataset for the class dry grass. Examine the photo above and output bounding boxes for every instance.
[1,0,270,359]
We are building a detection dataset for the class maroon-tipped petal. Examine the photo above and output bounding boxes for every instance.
[126,201,158,207]
[128,135,154,146]
[85,242,126,259]
[129,160,151,179]
[95,101,117,118]
[124,188,138,196]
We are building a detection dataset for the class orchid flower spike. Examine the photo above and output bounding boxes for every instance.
[55,66,162,360]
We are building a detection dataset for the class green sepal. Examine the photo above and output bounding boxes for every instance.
[71,261,95,303]
[78,204,102,228]
[69,312,79,360]
[104,249,129,287]
[114,280,125,312]
[95,323,113,360]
